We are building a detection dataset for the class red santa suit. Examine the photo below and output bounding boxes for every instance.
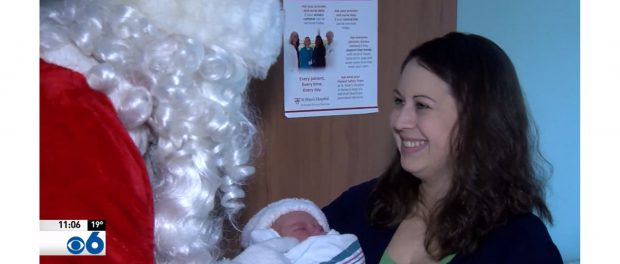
[40,59,154,263]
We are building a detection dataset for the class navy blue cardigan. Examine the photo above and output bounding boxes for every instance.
[322,178,563,264]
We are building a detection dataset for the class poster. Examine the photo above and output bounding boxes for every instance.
[283,0,378,118]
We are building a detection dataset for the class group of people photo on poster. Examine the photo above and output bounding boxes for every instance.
[287,30,336,70]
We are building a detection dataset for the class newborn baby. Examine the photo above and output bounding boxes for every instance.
[240,198,365,264]
[271,210,326,242]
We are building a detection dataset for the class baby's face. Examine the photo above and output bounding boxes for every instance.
[272,211,325,242]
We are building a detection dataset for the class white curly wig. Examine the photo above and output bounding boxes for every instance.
[40,0,282,262]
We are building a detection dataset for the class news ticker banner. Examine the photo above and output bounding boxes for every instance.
[40,220,106,256]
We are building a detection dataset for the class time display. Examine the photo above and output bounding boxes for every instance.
[41,219,107,256]
[59,220,81,229]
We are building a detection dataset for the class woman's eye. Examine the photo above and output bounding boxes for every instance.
[415,102,430,109]
[393,97,404,105]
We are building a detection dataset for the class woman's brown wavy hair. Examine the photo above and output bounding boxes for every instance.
[369,32,552,259]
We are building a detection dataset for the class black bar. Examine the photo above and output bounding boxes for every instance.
[87,220,106,231]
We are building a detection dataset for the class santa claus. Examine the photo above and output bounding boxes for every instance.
[40,0,282,262]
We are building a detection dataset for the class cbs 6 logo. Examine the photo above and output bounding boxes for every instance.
[66,232,104,254]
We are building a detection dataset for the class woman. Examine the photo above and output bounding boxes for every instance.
[287,31,300,69]
[299,36,314,69]
[323,32,562,263]
[312,35,326,68]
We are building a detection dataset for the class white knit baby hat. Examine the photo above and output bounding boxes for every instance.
[241,198,330,248]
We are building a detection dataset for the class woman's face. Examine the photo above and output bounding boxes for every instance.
[304,37,311,47]
[390,60,458,182]
[290,33,299,45]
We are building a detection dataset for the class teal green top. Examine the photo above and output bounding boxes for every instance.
[378,251,396,264]
[379,250,456,264]
[438,254,456,264]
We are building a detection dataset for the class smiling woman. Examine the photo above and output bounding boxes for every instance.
[391,60,458,189]
[323,32,563,264]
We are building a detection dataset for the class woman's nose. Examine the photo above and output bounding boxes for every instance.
[393,107,416,130]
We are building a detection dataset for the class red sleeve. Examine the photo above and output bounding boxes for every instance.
[40,59,154,263]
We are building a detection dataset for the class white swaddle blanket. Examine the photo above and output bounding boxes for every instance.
[250,229,365,264]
